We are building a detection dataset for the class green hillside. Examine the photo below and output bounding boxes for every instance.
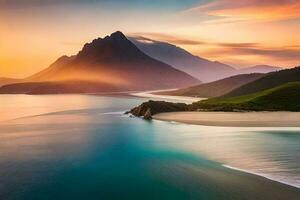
[157,73,264,98]
[225,67,300,97]
[190,82,300,111]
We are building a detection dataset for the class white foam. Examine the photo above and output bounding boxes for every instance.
[223,164,300,189]
[131,89,205,103]
[100,111,126,115]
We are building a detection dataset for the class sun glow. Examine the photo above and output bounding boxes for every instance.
[0,0,299,78]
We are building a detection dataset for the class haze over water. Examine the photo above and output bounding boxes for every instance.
[0,95,299,199]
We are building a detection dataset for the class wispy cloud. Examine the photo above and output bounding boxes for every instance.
[186,0,300,23]
[205,46,300,62]
[130,32,205,45]
[131,33,260,48]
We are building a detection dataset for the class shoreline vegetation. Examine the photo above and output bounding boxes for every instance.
[128,81,300,127]
[128,67,300,121]
[127,99,300,127]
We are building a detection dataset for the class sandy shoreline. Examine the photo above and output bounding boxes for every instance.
[153,111,300,127]
[131,89,205,103]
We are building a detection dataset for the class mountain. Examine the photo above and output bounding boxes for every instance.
[28,55,76,81]
[157,73,265,98]
[0,31,199,94]
[0,77,22,87]
[190,82,300,111]
[130,36,236,82]
[0,81,134,94]
[225,66,300,97]
[238,65,281,74]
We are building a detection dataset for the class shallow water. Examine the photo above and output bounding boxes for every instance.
[0,95,299,199]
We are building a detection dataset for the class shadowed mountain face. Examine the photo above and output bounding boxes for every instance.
[0,32,200,94]
[130,37,236,82]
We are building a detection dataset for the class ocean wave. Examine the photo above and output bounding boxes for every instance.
[99,111,126,115]
[223,164,300,189]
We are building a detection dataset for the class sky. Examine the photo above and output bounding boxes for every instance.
[0,0,300,78]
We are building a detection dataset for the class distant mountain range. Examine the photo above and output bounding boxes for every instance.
[159,73,265,98]
[130,36,281,82]
[130,36,236,82]
[0,32,199,94]
[237,65,281,74]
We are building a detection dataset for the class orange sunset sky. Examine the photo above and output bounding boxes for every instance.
[1,0,300,78]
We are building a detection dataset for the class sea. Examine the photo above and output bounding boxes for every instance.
[0,94,299,199]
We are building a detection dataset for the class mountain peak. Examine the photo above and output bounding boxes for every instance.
[77,31,146,61]
[110,31,126,39]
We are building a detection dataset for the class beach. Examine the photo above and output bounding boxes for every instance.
[131,89,205,103]
[153,111,300,127]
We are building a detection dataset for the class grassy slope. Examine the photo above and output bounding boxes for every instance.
[226,67,300,97]
[157,73,264,98]
[190,82,300,111]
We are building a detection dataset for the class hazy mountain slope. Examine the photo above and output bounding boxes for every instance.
[28,55,76,81]
[238,65,281,74]
[159,73,265,98]
[130,37,236,82]
[0,81,130,94]
[225,67,300,97]
[0,32,199,94]
[190,82,300,111]
[0,77,24,87]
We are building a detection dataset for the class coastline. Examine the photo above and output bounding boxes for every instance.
[131,89,205,103]
[153,111,300,127]
[2,94,300,198]
[152,110,300,189]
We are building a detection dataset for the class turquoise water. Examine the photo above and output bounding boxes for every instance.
[0,95,299,199]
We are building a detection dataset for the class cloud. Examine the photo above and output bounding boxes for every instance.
[214,42,259,48]
[205,46,300,62]
[130,32,205,45]
[186,0,300,23]
[131,33,261,48]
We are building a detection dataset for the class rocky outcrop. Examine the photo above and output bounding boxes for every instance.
[128,100,188,119]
